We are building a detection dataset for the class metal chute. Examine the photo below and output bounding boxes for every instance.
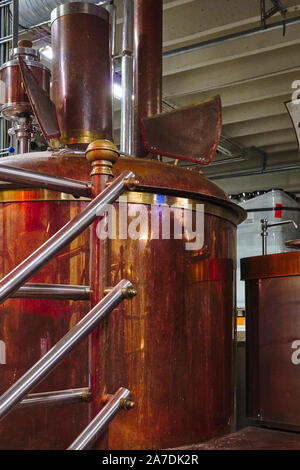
[141,95,222,164]
[18,55,61,143]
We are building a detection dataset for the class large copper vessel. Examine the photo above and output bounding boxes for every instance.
[0,152,245,449]
[0,0,246,450]
[241,253,300,432]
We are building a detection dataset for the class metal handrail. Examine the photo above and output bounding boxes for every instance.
[0,170,135,304]
[17,387,91,409]
[0,164,92,198]
[11,283,91,300]
[68,387,134,450]
[0,279,135,422]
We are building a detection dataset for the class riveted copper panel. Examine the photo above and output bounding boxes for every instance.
[142,96,222,164]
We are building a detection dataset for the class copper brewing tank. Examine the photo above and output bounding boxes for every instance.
[0,44,50,121]
[0,152,245,449]
[51,3,112,148]
[0,0,247,450]
[241,253,300,432]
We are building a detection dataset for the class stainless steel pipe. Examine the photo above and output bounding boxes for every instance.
[0,279,134,421]
[19,137,30,154]
[12,0,19,49]
[11,283,91,300]
[260,218,298,255]
[0,164,92,197]
[17,387,91,409]
[0,170,134,304]
[68,387,132,450]
[120,0,134,156]
[106,0,116,123]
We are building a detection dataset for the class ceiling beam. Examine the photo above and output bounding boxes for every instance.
[260,142,299,153]
[163,43,300,97]
[224,114,292,138]
[222,95,290,124]
[162,1,300,48]
[236,129,297,147]
[163,19,300,73]
[171,71,297,107]
[204,149,298,178]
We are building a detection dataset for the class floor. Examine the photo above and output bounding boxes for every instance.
[178,426,300,450]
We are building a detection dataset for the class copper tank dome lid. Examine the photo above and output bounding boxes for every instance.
[0,152,246,225]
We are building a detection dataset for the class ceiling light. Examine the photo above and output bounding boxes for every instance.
[39,45,53,61]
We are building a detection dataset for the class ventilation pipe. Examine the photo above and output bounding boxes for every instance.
[133,0,163,157]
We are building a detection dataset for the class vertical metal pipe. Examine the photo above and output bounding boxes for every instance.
[120,0,134,155]
[0,120,3,154]
[11,0,18,48]
[261,218,268,255]
[68,388,132,450]
[0,6,4,63]
[262,234,267,256]
[260,218,298,255]
[0,280,133,422]
[104,1,116,129]
[0,6,5,152]
[133,0,162,157]
[88,156,115,449]
[19,136,30,154]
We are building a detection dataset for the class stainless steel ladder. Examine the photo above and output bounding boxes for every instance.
[0,167,137,449]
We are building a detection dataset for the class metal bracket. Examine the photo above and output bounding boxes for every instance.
[260,0,287,35]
